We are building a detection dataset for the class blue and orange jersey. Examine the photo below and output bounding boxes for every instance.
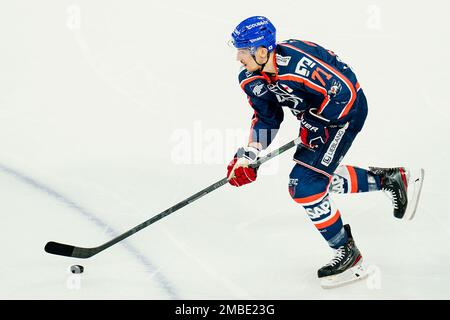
[238,39,363,149]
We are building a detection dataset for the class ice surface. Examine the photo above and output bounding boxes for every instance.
[0,0,449,299]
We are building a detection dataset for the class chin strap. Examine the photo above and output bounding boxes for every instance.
[252,54,270,71]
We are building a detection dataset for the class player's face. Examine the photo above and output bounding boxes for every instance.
[236,48,260,72]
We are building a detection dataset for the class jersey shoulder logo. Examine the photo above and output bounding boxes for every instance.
[276,54,291,66]
[250,81,268,97]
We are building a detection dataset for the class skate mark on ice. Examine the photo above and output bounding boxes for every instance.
[0,163,179,299]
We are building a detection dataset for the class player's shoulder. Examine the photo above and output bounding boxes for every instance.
[277,39,321,51]
[237,68,269,98]
[277,39,328,61]
[238,67,266,90]
[275,39,318,69]
[274,41,299,72]
[238,67,260,83]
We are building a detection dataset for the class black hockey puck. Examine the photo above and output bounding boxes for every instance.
[70,265,84,274]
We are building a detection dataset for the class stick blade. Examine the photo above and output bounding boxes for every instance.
[45,241,96,259]
[45,241,75,257]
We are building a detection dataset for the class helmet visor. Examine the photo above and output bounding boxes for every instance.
[228,38,256,55]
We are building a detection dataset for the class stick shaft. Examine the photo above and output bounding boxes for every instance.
[45,138,299,258]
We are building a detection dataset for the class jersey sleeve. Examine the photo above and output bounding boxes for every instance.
[239,72,284,150]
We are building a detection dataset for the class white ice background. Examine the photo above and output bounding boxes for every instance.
[0,0,449,299]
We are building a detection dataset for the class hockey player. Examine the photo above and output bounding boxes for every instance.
[227,16,424,288]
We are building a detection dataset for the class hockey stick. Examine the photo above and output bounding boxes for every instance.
[44,138,300,259]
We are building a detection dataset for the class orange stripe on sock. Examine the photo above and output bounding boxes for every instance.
[293,190,327,204]
[346,165,358,193]
[315,210,341,230]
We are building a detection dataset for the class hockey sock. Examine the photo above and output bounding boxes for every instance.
[330,165,381,194]
[295,194,348,249]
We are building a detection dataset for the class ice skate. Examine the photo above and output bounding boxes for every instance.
[369,167,425,220]
[318,224,368,288]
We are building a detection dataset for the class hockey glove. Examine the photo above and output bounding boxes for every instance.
[227,146,259,187]
[299,108,330,149]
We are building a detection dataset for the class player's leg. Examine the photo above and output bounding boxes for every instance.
[291,96,369,287]
[326,84,424,218]
[329,164,425,219]
[288,164,366,288]
[329,165,381,194]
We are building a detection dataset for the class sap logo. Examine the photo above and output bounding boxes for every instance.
[276,54,291,66]
[288,178,298,187]
[330,175,345,194]
[305,200,331,219]
[250,82,268,97]
[246,20,269,30]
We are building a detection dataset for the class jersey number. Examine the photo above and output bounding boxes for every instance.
[295,57,332,86]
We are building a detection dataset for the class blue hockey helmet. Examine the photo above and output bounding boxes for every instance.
[230,16,276,54]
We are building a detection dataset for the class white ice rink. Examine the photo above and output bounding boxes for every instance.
[1,0,450,299]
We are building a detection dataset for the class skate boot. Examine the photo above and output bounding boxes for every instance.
[369,167,425,220]
[318,224,368,288]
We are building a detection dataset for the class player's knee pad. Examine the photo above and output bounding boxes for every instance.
[288,164,331,206]
[289,164,342,233]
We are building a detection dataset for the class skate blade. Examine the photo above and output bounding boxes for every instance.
[320,262,369,289]
[404,168,425,220]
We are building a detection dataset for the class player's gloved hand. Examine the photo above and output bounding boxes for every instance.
[227,146,260,187]
[299,108,330,149]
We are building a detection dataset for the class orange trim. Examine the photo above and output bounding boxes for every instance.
[318,96,331,114]
[260,72,271,83]
[355,82,361,91]
[240,76,265,90]
[346,165,358,193]
[301,40,317,47]
[280,43,357,119]
[294,189,327,204]
[278,74,328,97]
[315,210,341,229]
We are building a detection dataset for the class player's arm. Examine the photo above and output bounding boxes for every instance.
[227,76,284,187]
[241,78,284,151]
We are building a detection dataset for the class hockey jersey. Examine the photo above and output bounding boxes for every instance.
[238,39,363,149]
